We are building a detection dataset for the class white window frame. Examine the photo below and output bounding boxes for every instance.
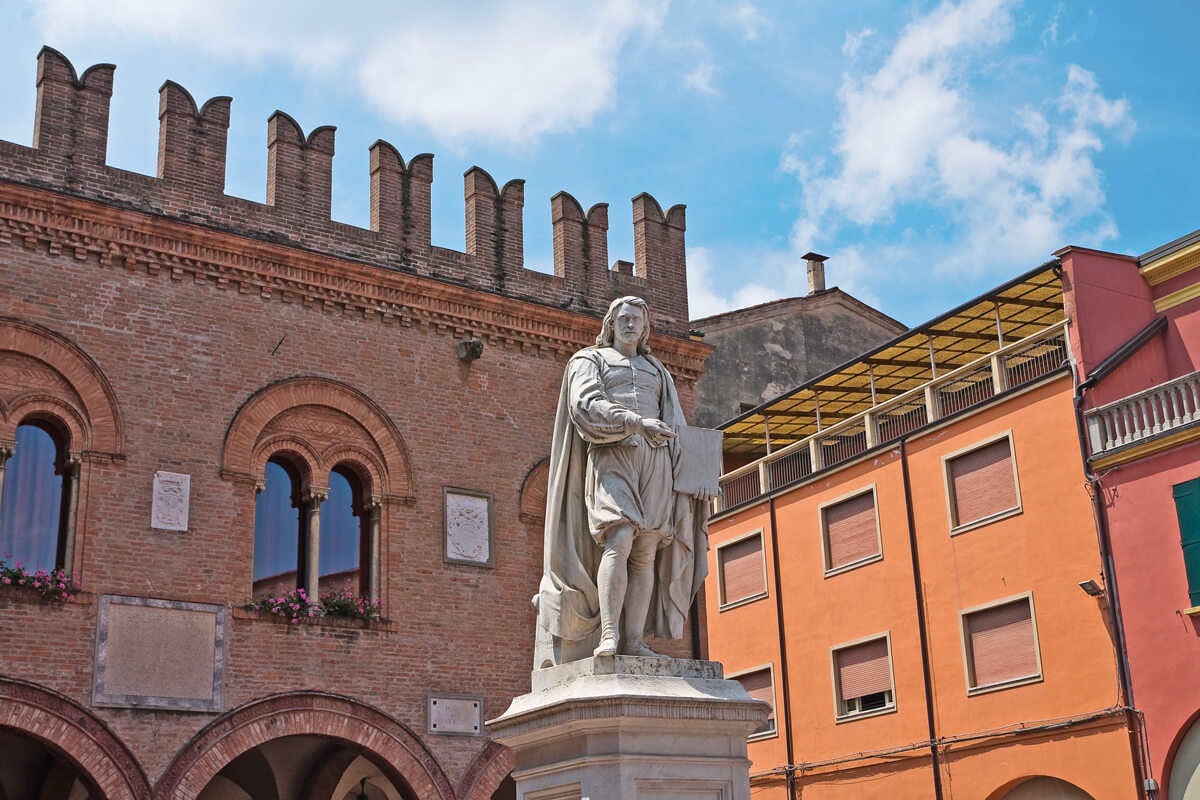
[819,484,884,578]
[958,591,1044,696]
[727,662,779,741]
[941,430,1023,536]
[829,631,897,723]
[715,528,769,611]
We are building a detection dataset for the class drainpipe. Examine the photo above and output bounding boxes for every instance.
[768,495,798,799]
[899,440,944,800]
[1072,372,1153,798]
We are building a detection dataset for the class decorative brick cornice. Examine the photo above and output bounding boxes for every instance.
[0,181,712,380]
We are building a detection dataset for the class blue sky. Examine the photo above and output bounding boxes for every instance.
[1,1,1196,326]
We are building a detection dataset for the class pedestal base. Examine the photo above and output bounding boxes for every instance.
[487,657,769,800]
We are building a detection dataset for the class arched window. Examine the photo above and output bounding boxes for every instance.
[319,466,366,594]
[0,422,70,573]
[252,457,302,599]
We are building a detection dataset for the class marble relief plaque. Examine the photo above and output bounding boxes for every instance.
[93,595,225,711]
[151,471,191,531]
[443,488,493,567]
[428,693,482,736]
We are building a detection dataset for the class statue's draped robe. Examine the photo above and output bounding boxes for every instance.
[536,346,709,644]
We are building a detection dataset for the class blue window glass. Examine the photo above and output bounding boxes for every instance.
[0,423,65,572]
[253,458,300,598]
[320,467,362,591]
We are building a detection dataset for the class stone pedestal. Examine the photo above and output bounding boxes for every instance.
[487,656,769,800]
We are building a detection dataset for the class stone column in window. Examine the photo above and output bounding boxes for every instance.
[302,486,328,602]
[367,496,382,602]
[60,451,82,574]
[0,441,14,523]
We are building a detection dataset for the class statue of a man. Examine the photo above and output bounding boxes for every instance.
[536,296,714,662]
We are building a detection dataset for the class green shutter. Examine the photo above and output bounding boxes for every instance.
[1173,478,1200,605]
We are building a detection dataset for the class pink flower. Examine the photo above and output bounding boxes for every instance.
[2,577,10,584]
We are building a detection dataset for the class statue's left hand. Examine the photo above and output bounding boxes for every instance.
[692,485,719,502]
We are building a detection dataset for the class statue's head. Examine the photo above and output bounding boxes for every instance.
[597,296,651,354]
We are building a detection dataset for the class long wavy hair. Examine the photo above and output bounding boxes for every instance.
[596,296,652,355]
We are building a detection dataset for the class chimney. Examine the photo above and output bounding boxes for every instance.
[803,252,828,294]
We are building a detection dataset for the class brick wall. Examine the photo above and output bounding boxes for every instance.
[0,46,713,800]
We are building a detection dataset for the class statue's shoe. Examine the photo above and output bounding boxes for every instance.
[593,635,618,657]
[624,641,668,659]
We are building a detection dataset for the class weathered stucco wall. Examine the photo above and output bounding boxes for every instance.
[690,290,906,428]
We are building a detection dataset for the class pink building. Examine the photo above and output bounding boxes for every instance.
[1062,227,1200,799]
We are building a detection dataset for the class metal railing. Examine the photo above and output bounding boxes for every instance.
[1086,370,1200,455]
[716,323,1069,512]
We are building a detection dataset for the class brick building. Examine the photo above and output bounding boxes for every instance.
[0,47,710,800]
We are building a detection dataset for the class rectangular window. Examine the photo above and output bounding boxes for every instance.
[822,489,881,574]
[832,636,895,720]
[1174,478,1200,606]
[962,595,1042,693]
[717,531,768,609]
[732,666,777,739]
[946,435,1021,531]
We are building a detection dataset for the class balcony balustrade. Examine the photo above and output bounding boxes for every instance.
[715,322,1069,512]
[1086,370,1200,455]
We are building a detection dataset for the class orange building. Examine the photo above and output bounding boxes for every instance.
[706,264,1145,798]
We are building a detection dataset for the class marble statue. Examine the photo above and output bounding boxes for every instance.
[535,296,717,664]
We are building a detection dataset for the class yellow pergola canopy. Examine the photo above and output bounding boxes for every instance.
[721,262,1065,459]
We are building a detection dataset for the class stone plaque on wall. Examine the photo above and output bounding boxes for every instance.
[93,595,225,711]
[443,488,493,567]
[151,471,191,531]
[428,693,482,736]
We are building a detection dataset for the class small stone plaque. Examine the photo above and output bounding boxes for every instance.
[151,471,191,531]
[428,693,482,736]
[443,488,493,567]
[93,595,225,711]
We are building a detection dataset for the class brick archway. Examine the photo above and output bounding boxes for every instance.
[0,677,151,800]
[518,458,549,524]
[457,741,516,800]
[155,692,455,800]
[221,376,413,502]
[0,317,124,454]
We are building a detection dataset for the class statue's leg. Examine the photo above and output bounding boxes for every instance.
[620,533,666,657]
[594,523,634,657]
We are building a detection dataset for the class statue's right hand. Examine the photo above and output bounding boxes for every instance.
[639,418,676,446]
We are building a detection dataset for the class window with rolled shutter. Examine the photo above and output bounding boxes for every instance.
[1173,478,1200,606]
[719,533,767,607]
[735,668,776,737]
[948,438,1020,529]
[824,491,880,572]
[834,637,894,717]
[964,597,1040,690]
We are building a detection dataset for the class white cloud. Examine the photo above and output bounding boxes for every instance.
[687,246,781,319]
[29,0,668,146]
[684,60,718,95]
[842,27,874,59]
[730,2,766,42]
[786,0,1134,282]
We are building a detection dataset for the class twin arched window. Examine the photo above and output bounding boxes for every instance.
[252,457,371,600]
[0,421,74,573]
